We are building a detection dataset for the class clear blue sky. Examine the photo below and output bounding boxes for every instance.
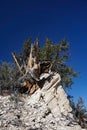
[0,0,87,106]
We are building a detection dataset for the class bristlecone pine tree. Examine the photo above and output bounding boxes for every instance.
[16,37,77,89]
[0,37,77,94]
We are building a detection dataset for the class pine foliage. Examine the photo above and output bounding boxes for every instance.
[39,38,77,88]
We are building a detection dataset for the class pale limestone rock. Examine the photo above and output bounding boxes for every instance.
[0,72,85,130]
[40,73,72,117]
[56,85,72,115]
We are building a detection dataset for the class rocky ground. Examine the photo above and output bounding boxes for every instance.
[0,73,86,130]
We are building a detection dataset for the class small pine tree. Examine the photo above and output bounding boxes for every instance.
[69,96,87,128]
[0,62,20,94]
[75,97,87,128]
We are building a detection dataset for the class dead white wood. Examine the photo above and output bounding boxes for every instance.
[12,52,24,75]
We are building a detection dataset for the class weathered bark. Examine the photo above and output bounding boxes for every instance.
[40,61,51,74]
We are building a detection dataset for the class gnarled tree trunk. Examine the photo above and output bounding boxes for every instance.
[12,40,51,94]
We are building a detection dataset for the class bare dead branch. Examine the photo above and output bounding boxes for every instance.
[12,52,24,75]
